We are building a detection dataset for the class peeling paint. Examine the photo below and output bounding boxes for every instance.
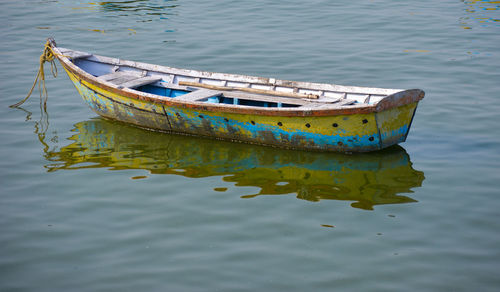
[64,67,416,152]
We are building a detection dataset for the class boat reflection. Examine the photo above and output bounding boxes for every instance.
[44,119,424,210]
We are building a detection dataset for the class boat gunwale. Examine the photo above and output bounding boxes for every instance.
[50,40,424,117]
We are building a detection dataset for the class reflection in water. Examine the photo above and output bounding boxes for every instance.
[72,1,179,41]
[92,0,178,20]
[461,0,499,29]
[42,119,425,210]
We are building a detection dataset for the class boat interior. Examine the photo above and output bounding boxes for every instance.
[59,47,398,109]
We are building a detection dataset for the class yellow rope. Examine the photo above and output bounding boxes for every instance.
[10,41,58,108]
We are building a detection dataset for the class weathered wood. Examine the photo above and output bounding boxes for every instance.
[179,81,319,99]
[314,97,342,103]
[119,76,163,88]
[107,75,141,85]
[364,95,371,103]
[220,91,313,106]
[156,82,189,91]
[82,51,401,96]
[99,71,139,81]
[62,45,400,96]
[98,72,162,88]
[58,48,92,60]
[300,99,356,109]
[175,89,223,101]
[334,99,357,106]
[129,79,331,106]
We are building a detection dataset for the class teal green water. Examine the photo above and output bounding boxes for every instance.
[1,0,500,291]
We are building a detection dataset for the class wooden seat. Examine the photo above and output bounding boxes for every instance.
[119,76,162,89]
[98,71,135,82]
[175,89,223,101]
[98,72,162,88]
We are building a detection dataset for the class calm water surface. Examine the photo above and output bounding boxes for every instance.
[1,0,499,291]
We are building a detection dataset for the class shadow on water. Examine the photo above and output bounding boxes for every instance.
[38,118,425,210]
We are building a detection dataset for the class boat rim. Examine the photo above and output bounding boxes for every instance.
[49,38,424,117]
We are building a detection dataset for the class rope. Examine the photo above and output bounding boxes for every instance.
[10,41,58,108]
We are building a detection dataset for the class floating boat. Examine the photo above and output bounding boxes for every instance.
[49,39,424,152]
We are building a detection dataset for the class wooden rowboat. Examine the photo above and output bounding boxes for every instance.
[49,39,424,152]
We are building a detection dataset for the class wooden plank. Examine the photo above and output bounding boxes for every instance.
[154,83,318,106]
[68,51,92,60]
[175,89,223,101]
[98,71,137,81]
[119,76,163,88]
[220,91,313,106]
[98,73,339,107]
[107,74,141,85]
[57,48,92,60]
[314,97,342,104]
[300,99,356,109]
[335,99,357,106]
[300,103,334,109]
[179,81,319,99]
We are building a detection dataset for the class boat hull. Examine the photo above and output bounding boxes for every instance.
[64,67,417,152]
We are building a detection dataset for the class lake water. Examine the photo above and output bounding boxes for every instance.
[1,0,499,291]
